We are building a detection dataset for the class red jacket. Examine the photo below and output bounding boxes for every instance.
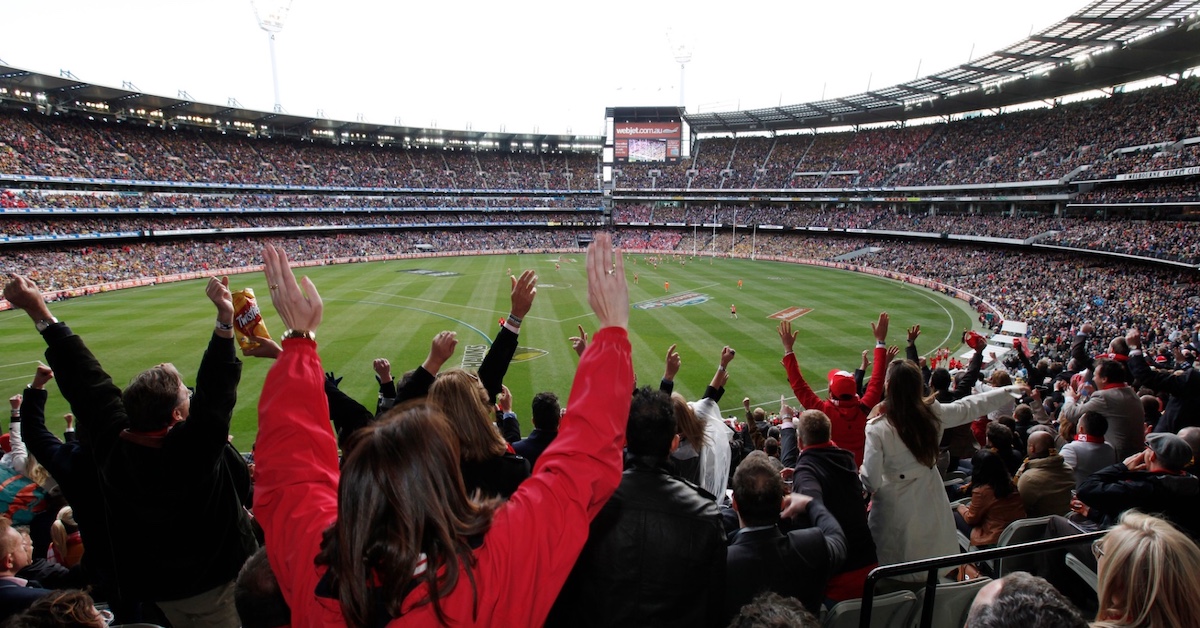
[255,328,633,627]
[783,346,886,466]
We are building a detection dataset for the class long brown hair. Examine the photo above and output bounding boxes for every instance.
[882,360,942,468]
[315,403,499,628]
[428,369,506,463]
[670,393,707,449]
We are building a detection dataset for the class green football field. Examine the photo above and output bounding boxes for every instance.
[0,253,978,446]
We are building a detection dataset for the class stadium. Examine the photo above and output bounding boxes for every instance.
[1,0,1200,626]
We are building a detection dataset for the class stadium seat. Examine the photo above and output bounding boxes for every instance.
[994,516,1055,577]
[1065,552,1099,593]
[906,577,993,628]
[822,590,919,628]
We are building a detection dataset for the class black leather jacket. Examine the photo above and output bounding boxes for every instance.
[547,455,726,628]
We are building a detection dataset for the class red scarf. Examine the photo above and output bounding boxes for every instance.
[1100,382,1128,391]
[801,440,839,452]
[1075,434,1104,444]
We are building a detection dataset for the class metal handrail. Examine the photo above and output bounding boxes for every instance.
[858,530,1104,628]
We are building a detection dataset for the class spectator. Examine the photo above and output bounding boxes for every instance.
[955,449,1027,547]
[1076,433,1200,538]
[725,452,845,618]
[1,589,110,628]
[255,235,634,627]
[1059,412,1117,488]
[1092,511,1200,628]
[1015,431,1075,518]
[233,548,290,628]
[1126,328,1200,434]
[428,370,530,498]
[0,517,51,618]
[511,391,560,469]
[776,314,889,466]
[780,409,877,602]
[965,571,1087,628]
[3,275,256,628]
[548,387,726,628]
[861,359,1026,578]
[726,591,818,628]
[1061,359,1145,460]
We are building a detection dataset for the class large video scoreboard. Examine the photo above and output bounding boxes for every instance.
[613,122,683,163]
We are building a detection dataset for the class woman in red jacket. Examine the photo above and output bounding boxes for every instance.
[254,235,632,628]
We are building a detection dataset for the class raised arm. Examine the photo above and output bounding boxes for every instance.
[168,276,243,455]
[861,314,892,407]
[938,385,1029,429]
[779,320,823,410]
[702,347,735,402]
[253,244,338,617]
[660,343,681,395]
[5,274,126,454]
[17,366,65,476]
[478,270,537,403]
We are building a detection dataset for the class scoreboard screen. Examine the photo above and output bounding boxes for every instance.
[614,122,682,163]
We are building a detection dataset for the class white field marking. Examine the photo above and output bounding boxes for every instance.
[0,361,44,372]
[895,281,960,357]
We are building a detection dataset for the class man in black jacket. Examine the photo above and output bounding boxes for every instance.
[1076,432,1200,539]
[4,275,255,628]
[1125,328,1200,433]
[512,391,560,469]
[547,387,726,628]
[781,409,877,603]
[725,451,845,618]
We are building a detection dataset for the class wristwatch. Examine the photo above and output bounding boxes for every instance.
[34,317,58,333]
[282,329,316,341]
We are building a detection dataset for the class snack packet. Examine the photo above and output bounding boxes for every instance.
[232,288,271,350]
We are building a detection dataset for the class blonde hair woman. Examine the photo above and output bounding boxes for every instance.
[48,506,83,568]
[1092,510,1200,628]
[428,369,530,498]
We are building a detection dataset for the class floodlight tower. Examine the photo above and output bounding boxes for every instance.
[251,0,293,113]
[673,44,692,111]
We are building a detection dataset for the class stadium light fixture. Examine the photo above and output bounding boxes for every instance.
[250,0,293,113]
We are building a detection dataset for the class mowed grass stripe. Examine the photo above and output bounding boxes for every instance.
[1,255,978,444]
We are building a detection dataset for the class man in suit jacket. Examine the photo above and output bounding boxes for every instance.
[725,451,846,620]
[0,517,52,619]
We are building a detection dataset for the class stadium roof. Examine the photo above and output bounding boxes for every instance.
[685,0,1200,134]
[0,66,602,151]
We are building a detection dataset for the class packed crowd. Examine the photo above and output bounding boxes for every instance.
[607,78,1200,191]
[0,111,602,191]
[1,77,1197,199]
[0,211,601,238]
[1074,179,1200,204]
[0,190,602,211]
[2,232,1198,627]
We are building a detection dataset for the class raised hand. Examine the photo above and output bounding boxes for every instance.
[907,324,921,343]
[1125,328,1142,350]
[262,244,322,333]
[720,346,736,368]
[497,385,513,412]
[206,276,234,321]
[32,365,53,390]
[664,344,681,381]
[2,275,52,321]
[8,395,20,412]
[424,331,459,374]
[777,320,797,353]
[586,233,628,330]
[872,312,890,343]
[885,345,900,362]
[569,325,589,357]
[510,270,538,320]
[373,358,392,383]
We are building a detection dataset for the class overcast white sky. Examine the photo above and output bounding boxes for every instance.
[3,0,1084,136]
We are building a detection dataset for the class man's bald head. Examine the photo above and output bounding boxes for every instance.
[1027,431,1054,459]
[1178,427,1200,457]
